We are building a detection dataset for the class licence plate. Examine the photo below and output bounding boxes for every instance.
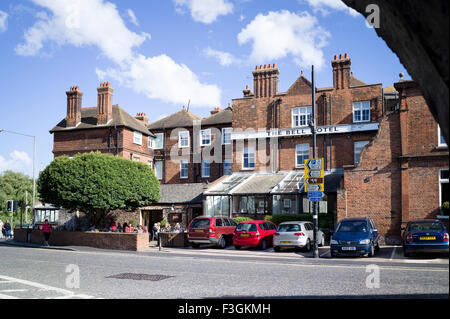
[195,229,204,233]
[281,241,292,244]
[420,236,436,240]
[241,234,250,237]
[342,246,356,251]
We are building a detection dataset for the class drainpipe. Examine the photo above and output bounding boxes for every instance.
[329,94,333,170]
[322,94,327,171]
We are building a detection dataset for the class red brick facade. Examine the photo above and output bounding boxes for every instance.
[337,80,449,244]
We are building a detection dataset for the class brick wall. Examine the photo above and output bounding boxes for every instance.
[14,229,149,251]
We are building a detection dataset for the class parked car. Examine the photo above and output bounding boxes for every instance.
[233,220,277,250]
[273,221,325,252]
[330,217,380,257]
[187,216,237,249]
[402,219,449,257]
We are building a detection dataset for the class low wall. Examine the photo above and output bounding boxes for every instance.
[14,228,149,251]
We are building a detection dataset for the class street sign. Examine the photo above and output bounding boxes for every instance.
[306,159,323,171]
[305,184,324,192]
[306,177,324,184]
[309,197,321,202]
[307,170,322,178]
[308,192,324,198]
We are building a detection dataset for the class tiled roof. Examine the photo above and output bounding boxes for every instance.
[147,109,202,130]
[201,108,232,126]
[232,174,287,195]
[50,105,153,136]
[350,75,367,87]
[158,183,207,204]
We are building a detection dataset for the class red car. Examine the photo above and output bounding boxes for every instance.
[233,220,277,250]
[187,216,237,249]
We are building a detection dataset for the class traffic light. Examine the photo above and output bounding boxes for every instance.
[6,200,13,213]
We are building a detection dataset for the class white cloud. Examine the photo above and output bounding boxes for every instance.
[0,151,32,176]
[174,0,234,24]
[0,10,8,33]
[15,0,150,64]
[302,0,359,17]
[96,54,221,108]
[237,10,330,69]
[127,9,139,26]
[203,47,240,66]
[16,0,221,108]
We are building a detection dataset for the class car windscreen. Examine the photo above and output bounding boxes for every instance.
[190,219,210,228]
[336,220,368,232]
[408,222,444,232]
[277,224,301,232]
[236,223,257,232]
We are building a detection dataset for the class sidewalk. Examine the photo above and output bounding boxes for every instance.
[0,238,77,251]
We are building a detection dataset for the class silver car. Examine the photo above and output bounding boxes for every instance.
[273,221,325,252]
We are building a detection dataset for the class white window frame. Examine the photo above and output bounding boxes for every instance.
[178,131,190,148]
[295,144,309,167]
[283,199,291,208]
[353,101,371,123]
[223,159,232,175]
[148,161,153,169]
[200,129,211,146]
[154,161,163,180]
[153,133,164,150]
[438,125,447,148]
[222,127,232,145]
[132,156,140,162]
[242,147,255,170]
[148,136,155,149]
[180,160,188,179]
[354,140,369,165]
[201,160,210,178]
[439,169,449,218]
[133,131,142,145]
[292,106,312,128]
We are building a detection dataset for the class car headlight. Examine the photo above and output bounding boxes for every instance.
[359,239,370,245]
[330,239,339,245]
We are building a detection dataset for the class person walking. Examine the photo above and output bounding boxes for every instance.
[40,219,52,246]
[3,221,12,239]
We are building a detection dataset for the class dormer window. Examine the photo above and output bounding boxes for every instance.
[353,101,370,123]
[292,107,312,127]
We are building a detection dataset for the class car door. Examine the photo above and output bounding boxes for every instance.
[306,223,314,241]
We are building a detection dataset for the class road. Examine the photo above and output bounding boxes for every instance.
[0,243,448,299]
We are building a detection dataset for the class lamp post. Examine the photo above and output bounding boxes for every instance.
[0,129,36,226]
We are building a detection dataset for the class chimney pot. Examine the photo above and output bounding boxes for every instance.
[273,63,277,68]
[334,55,337,60]
[339,54,343,60]
[344,53,349,59]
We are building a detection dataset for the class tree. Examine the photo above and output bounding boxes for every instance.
[0,171,36,225]
[38,152,160,227]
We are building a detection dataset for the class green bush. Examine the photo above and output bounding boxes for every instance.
[233,217,254,224]
[263,215,273,221]
[269,213,334,236]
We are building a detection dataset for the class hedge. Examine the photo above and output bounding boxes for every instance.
[265,214,334,236]
[233,217,254,224]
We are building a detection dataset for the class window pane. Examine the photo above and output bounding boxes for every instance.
[154,133,164,149]
[354,141,369,164]
[224,159,232,175]
[155,161,162,179]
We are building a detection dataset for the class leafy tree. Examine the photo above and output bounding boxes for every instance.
[38,152,160,227]
[0,170,36,225]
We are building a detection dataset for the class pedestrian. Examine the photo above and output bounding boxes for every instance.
[122,222,128,233]
[40,219,52,246]
[3,221,12,239]
[117,223,123,232]
[110,221,117,232]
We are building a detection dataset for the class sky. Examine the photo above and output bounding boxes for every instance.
[0,0,410,178]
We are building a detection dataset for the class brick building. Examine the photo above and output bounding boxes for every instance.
[51,82,154,164]
[337,79,449,244]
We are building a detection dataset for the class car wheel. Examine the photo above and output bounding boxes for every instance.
[304,239,311,252]
[368,243,375,257]
[192,243,200,249]
[217,236,226,249]
[260,239,267,250]
[274,246,280,252]
[234,245,241,250]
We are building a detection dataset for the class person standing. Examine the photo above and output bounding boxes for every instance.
[3,221,12,239]
[41,219,52,246]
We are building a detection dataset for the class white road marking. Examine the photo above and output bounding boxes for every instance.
[0,289,28,293]
[390,247,397,261]
[0,275,96,299]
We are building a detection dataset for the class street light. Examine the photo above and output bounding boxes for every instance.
[0,128,36,226]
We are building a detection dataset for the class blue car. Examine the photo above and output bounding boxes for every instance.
[402,219,449,257]
[330,217,380,257]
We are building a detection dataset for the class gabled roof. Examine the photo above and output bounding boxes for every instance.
[50,105,153,136]
[286,75,312,95]
[147,109,202,130]
[158,183,206,204]
[201,107,232,126]
[383,85,398,94]
[350,75,367,87]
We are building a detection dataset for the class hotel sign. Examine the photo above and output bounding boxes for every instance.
[231,122,379,140]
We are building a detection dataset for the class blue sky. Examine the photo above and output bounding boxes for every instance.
[0,0,409,178]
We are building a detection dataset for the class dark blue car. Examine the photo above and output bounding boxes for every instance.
[402,219,449,257]
[330,217,380,257]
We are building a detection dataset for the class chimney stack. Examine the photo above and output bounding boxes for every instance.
[135,112,149,124]
[332,53,351,90]
[210,107,222,115]
[66,86,83,127]
[243,84,253,97]
[97,82,114,125]
[252,63,279,98]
